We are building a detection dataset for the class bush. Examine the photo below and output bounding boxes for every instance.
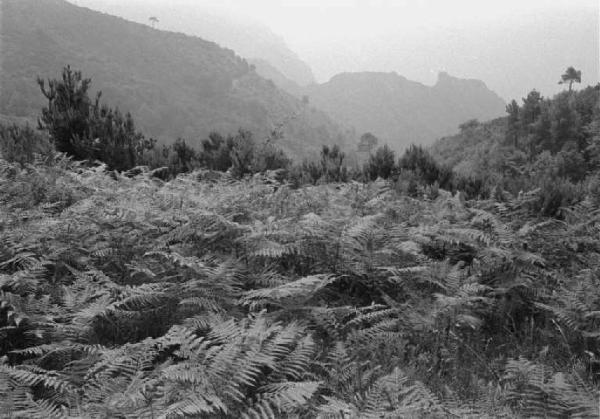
[86,104,156,171]
[364,144,395,180]
[394,169,420,197]
[398,144,454,189]
[230,130,255,178]
[169,138,200,174]
[534,176,585,217]
[38,66,154,171]
[199,132,234,171]
[320,144,348,182]
[252,140,291,173]
[0,123,53,165]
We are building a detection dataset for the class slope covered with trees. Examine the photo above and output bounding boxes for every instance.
[0,0,350,159]
[75,0,317,87]
[431,80,600,216]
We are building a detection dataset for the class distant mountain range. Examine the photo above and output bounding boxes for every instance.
[0,0,350,158]
[303,71,506,151]
[1,0,508,158]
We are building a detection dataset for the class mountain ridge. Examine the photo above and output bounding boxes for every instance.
[0,0,351,158]
[303,70,506,150]
[70,0,316,87]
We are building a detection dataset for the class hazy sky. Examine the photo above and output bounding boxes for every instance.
[189,0,595,42]
[73,0,599,100]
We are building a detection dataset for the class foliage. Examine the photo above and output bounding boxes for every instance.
[364,144,395,180]
[38,66,154,171]
[398,144,453,189]
[431,81,600,216]
[0,123,53,166]
[320,145,348,183]
[3,144,600,417]
[199,132,235,171]
[3,0,352,160]
[559,66,582,92]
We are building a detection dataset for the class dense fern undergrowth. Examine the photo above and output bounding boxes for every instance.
[2,152,600,418]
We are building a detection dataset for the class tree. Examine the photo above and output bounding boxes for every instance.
[38,66,153,170]
[170,138,198,174]
[320,144,347,182]
[505,99,520,147]
[365,144,395,180]
[521,90,542,125]
[230,130,255,178]
[149,16,159,29]
[199,132,235,171]
[87,103,153,171]
[38,66,94,159]
[0,123,52,165]
[398,144,441,185]
[357,132,378,153]
[559,66,581,92]
[548,92,581,153]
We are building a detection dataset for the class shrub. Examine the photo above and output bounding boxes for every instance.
[86,104,155,171]
[0,123,53,165]
[252,140,291,173]
[38,66,92,159]
[320,144,348,182]
[399,144,450,187]
[230,129,255,178]
[169,138,200,174]
[534,176,585,217]
[364,144,395,180]
[199,131,234,171]
[38,66,154,171]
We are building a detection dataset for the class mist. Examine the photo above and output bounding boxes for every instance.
[72,0,598,101]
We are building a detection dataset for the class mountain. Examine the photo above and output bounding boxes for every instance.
[303,71,506,151]
[0,0,350,158]
[71,0,316,87]
[292,4,598,102]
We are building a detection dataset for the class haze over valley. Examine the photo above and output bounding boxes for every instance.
[74,0,599,102]
[3,0,569,153]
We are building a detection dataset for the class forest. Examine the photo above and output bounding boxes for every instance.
[1,64,600,418]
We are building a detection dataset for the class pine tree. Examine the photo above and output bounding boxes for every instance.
[38,65,94,159]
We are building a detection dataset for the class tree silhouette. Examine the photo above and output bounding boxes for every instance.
[357,132,378,153]
[559,66,581,92]
[149,16,159,29]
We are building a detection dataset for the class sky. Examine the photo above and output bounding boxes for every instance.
[190,0,594,42]
[73,0,599,100]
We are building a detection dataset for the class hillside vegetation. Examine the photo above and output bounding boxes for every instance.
[3,142,600,417]
[74,0,317,87]
[1,71,600,416]
[431,83,600,216]
[0,0,350,159]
